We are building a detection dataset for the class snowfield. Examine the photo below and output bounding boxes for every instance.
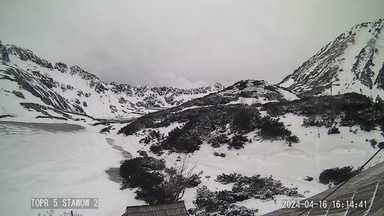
[0,112,382,216]
[0,112,383,216]
[0,119,144,216]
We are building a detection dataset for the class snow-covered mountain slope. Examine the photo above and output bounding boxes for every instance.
[0,41,223,120]
[279,19,384,100]
[116,92,384,215]
[219,80,298,104]
[173,80,298,111]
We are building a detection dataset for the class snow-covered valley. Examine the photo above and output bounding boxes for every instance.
[0,113,383,215]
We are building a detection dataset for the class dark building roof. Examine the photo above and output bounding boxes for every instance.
[264,161,384,216]
[122,201,189,216]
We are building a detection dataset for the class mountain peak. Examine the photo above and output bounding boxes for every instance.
[279,18,384,100]
[5,44,53,69]
[207,82,225,91]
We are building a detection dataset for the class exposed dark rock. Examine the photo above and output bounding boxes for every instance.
[375,63,384,90]
[0,114,14,119]
[54,62,68,73]
[6,45,53,68]
[12,90,25,99]
[0,41,10,62]
[100,125,113,134]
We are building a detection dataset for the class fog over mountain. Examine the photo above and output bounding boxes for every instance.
[1,0,384,88]
[2,10,384,215]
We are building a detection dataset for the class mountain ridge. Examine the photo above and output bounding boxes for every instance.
[279,18,384,100]
[0,41,224,120]
[2,18,384,121]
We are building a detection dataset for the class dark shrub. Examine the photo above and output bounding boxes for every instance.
[135,185,168,205]
[209,134,230,148]
[120,157,165,189]
[304,176,313,181]
[358,118,376,131]
[149,145,164,155]
[239,91,253,98]
[140,130,163,144]
[216,173,243,184]
[213,152,226,157]
[368,139,378,148]
[232,108,259,132]
[319,166,356,185]
[120,156,201,205]
[286,135,299,145]
[328,127,340,134]
[192,172,303,215]
[258,116,291,140]
[192,186,257,215]
[137,150,148,157]
[228,135,248,149]
[140,136,151,144]
[162,127,203,153]
[237,81,248,90]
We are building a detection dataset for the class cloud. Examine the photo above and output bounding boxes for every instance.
[1,0,384,87]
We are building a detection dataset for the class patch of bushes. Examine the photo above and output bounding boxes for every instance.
[191,186,257,216]
[258,116,292,141]
[232,108,260,132]
[120,156,201,205]
[191,173,302,215]
[161,127,203,153]
[319,166,357,185]
[228,135,248,149]
[381,124,384,137]
[216,173,243,184]
[213,152,226,157]
[139,130,163,144]
[120,157,165,189]
[263,93,384,131]
[149,144,164,156]
[365,139,384,149]
[302,115,335,127]
[118,111,172,135]
[208,134,230,148]
[122,104,297,153]
[367,139,378,148]
[286,135,299,145]
[327,126,340,134]
[304,176,313,181]
[239,91,253,98]
[215,173,303,199]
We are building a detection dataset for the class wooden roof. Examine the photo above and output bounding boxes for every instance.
[123,201,189,216]
[264,161,384,216]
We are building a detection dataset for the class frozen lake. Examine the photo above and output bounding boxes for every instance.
[0,121,142,216]
[0,121,85,133]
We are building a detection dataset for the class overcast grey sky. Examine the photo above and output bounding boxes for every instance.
[1,0,383,88]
